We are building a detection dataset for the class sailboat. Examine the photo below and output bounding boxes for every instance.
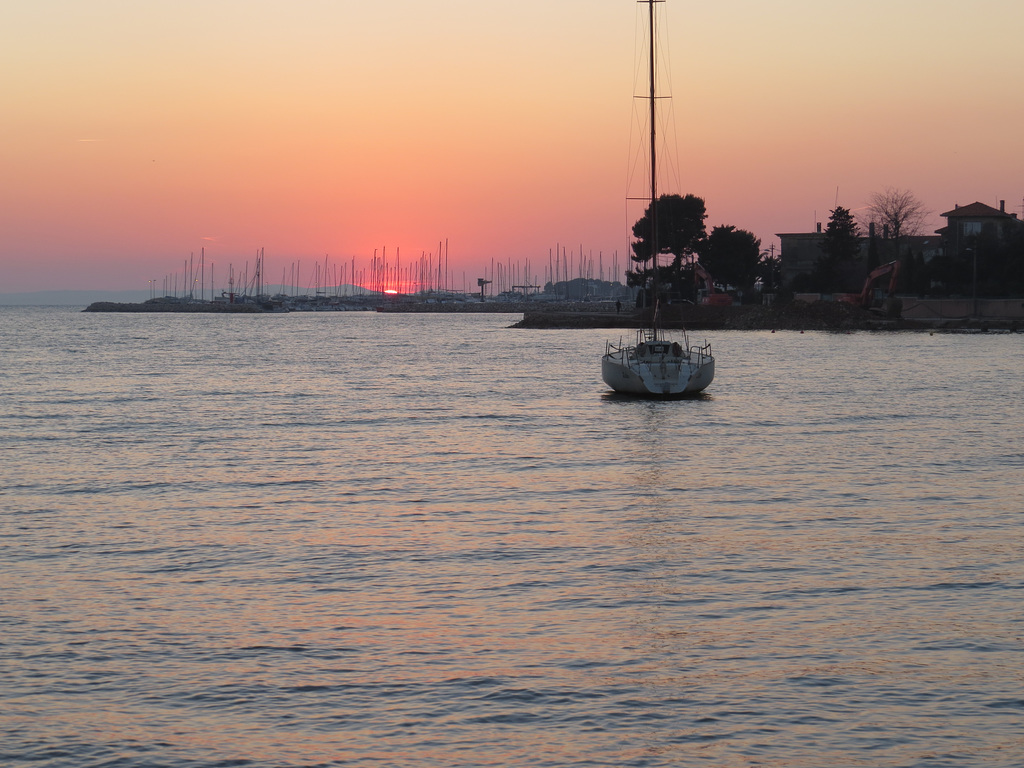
[601,0,715,397]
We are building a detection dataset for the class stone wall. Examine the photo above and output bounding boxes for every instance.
[901,298,1024,320]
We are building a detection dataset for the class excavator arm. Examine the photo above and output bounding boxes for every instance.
[859,260,900,308]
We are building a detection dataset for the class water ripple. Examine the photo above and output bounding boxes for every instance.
[1,310,1023,767]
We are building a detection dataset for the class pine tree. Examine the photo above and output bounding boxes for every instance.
[814,206,861,291]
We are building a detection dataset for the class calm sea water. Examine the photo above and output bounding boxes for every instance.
[2,306,1022,768]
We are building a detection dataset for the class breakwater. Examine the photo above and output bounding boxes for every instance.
[82,297,1022,331]
[515,301,1023,331]
[84,301,263,313]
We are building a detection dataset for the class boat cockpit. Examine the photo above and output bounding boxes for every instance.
[635,341,684,359]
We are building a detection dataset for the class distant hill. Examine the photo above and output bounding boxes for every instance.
[0,290,153,306]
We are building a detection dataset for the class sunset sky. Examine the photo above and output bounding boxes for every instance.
[3,0,1024,293]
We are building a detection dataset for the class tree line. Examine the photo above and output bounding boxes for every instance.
[629,188,1024,302]
[627,193,779,304]
[797,187,1024,297]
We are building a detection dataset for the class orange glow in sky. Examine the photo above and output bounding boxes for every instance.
[3,1,1024,292]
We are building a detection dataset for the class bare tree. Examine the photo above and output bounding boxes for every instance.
[865,187,930,260]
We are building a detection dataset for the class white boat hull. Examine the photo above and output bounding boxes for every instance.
[601,338,714,396]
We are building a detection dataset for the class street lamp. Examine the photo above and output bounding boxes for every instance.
[971,238,980,318]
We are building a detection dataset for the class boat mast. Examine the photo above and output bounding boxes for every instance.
[648,0,660,335]
[649,0,657,253]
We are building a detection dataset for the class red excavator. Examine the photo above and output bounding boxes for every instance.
[838,260,900,310]
[694,263,734,306]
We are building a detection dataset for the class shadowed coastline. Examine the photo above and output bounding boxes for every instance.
[82,298,1022,331]
[513,302,1023,332]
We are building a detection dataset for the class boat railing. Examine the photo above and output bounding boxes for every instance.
[689,341,713,365]
[637,328,658,345]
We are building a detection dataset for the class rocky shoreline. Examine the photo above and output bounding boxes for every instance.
[514,302,1023,332]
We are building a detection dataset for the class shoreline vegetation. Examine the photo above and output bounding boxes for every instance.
[83,298,1023,332]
